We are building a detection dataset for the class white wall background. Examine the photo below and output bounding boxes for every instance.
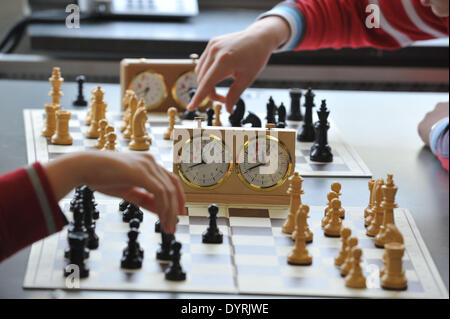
[0,0,29,37]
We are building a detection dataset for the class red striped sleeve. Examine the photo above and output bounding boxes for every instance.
[291,0,448,51]
[0,163,66,262]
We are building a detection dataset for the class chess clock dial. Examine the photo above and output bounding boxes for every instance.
[237,135,293,191]
[177,134,232,189]
[172,71,209,109]
[129,70,167,110]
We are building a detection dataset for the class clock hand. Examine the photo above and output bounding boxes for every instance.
[244,163,265,174]
[136,87,150,96]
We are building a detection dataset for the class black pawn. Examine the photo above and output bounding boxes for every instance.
[297,88,316,142]
[288,89,303,121]
[165,241,186,281]
[206,107,214,126]
[123,203,143,223]
[202,204,223,244]
[123,227,144,258]
[64,231,89,278]
[276,103,287,128]
[266,96,277,124]
[81,187,99,250]
[310,100,333,162]
[119,200,130,212]
[70,187,82,212]
[156,231,175,261]
[228,98,246,127]
[129,218,141,229]
[65,200,89,259]
[154,219,161,233]
[73,75,87,107]
[121,229,143,269]
[182,88,200,120]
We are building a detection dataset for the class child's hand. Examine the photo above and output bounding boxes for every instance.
[187,16,290,114]
[418,102,449,146]
[44,152,186,233]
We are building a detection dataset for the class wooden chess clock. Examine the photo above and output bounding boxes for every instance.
[120,54,211,112]
[172,122,296,205]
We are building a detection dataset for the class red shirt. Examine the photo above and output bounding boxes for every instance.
[0,162,67,262]
[260,0,449,51]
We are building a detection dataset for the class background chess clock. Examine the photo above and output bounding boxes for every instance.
[173,124,296,205]
[120,54,211,112]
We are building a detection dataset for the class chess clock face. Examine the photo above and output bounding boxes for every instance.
[177,134,233,189]
[172,71,209,109]
[129,70,167,110]
[237,135,293,191]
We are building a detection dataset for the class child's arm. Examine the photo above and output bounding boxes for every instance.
[418,102,449,171]
[0,152,186,262]
[188,0,449,112]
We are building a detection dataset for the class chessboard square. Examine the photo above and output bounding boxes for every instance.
[404,280,424,293]
[48,146,84,157]
[187,216,228,226]
[69,126,82,133]
[315,236,341,248]
[82,138,97,147]
[300,149,310,157]
[189,243,232,255]
[280,265,326,278]
[363,248,385,260]
[176,225,190,234]
[319,247,340,258]
[232,235,275,246]
[281,276,330,290]
[230,226,273,236]
[189,274,235,288]
[188,224,229,236]
[274,235,294,247]
[234,245,278,256]
[190,253,233,265]
[358,238,376,249]
[189,263,235,276]
[270,219,285,228]
[295,156,308,164]
[236,264,281,276]
[268,208,289,219]
[234,254,279,266]
[229,217,272,227]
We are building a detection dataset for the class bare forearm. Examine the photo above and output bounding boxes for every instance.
[246,16,291,52]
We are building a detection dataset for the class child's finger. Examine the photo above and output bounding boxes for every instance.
[225,75,253,114]
[189,61,229,112]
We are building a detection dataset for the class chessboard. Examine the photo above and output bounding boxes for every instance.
[23,198,448,298]
[23,109,371,178]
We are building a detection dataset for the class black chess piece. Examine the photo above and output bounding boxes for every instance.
[129,218,140,229]
[165,241,186,281]
[73,75,88,107]
[276,103,287,128]
[288,88,303,121]
[89,188,100,220]
[202,204,223,244]
[310,100,333,162]
[120,229,143,269]
[229,98,246,127]
[64,231,89,278]
[241,112,262,127]
[182,88,200,120]
[266,96,277,124]
[154,219,161,233]
[123,203,143,222]
[70,187,82,212]
[65,200,89,259]
[119,200,129,212]
[81,186,99,249]
[156,231,175,261]
[206,107,214,126]
[297,88,316,142]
